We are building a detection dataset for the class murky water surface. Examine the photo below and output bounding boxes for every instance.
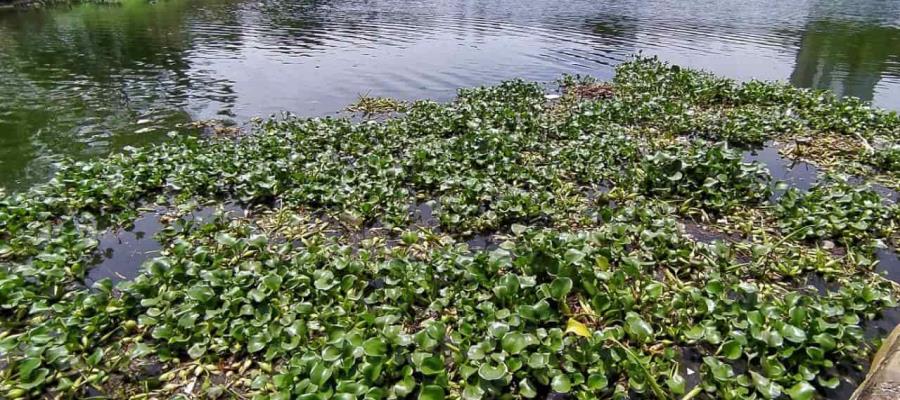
[1,0,900,190]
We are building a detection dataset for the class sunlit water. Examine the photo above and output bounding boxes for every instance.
[1,0,899,190]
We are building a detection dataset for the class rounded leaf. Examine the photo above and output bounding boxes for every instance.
[478,362,508,381]
[363,337,388,357]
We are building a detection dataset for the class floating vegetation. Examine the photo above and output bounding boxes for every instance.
[183,119,243,137]
[776,178,897,244]
[869,145,900,173]
[1,56,900,399]
[640,142,771,212]
[689,105,803,146]
[559,75,615,101]
[346,95,409,116]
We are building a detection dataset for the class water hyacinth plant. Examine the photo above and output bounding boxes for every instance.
[1,56,899,399]
[776,178,897,244]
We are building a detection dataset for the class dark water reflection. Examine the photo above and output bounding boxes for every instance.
[1,0,900,190]
[742,141,820,201]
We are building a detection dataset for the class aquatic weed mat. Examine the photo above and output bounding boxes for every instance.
[2,57,900,399]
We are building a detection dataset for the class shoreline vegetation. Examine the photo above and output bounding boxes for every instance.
[1,57,900,399]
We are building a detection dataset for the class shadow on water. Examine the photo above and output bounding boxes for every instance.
[86,208,165,285]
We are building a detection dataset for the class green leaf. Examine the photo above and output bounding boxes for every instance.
[549,277,573,299]
[187,343,207,359]
[527,353,549,369]
[310,362,332,386]
[703,357,734,382]
[19,368,49,390]
[488,322,510,337]
[762,356,786,379]
[215,233,238,247]
[625,312,653,342]
[750,371,781,399]
[519,378,538,398]
[587,373,608,390]
[785,381,815,400]
[477,362,508,380]
[684,325,704,341]
[363,337,388,357]
[322,346,342,361]
[393,376,415,397]
[501,332,528,354]
[564,248,585,264]
[511,224,528,235]
[314,271,337,291]
[130,343,153,359]
[565,318,591,338]
[187,285,215,302]
[467,343,488,360]
[818,375,840,389]
[721,340,743,360]
[248,334,267,353]
[418,385,445,400]
[86,348,103,366]
[643,282,664,299]
[551,373,572,393]
[462,384,485,400]
[419,356,444,376]
[666,373,685,395]
[813,333,836,351]
[18,357,41,379]
[262,273,283,291]
[780,324,807,343]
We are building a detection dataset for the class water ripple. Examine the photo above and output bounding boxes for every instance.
[1,0,900,190]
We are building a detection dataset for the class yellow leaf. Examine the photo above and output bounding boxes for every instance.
[565,318,592,338]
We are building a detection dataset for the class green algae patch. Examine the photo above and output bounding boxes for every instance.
[1,57,900,399]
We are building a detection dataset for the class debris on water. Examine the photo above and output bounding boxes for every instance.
[568,82,615,100]
[183,119,242,136]
[346,94,407,115]
[681,219,736,244]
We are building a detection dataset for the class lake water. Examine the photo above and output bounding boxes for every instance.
[1,0,900,191]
